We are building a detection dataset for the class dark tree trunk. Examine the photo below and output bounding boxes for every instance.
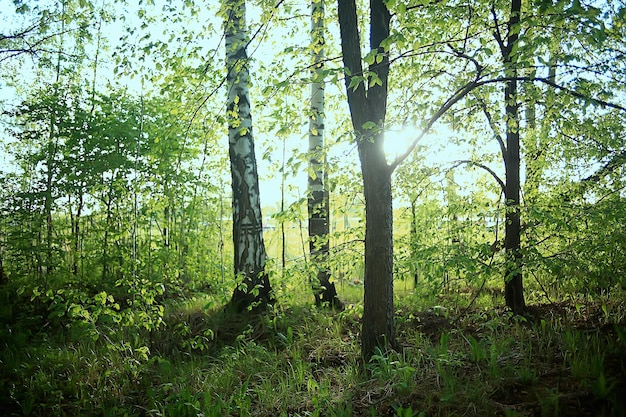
[102,192,112,281]
[410,200,419,288]
[71,191,83,277]
[338,0,395,361]
[0,219,6,285]
[502,0,526,314]
[44,141,55,277]
[0,256,7,285]
[360,137,396,359]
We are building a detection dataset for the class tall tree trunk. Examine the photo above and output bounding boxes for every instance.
[410,199,419,288]
[71,191,84,277]
[42,0,69,279]
[163,203,170,278]
[44,142,55,278]
[281,136,287,273]
[0,256,7,285]
[360,139,396,358]
[102,190,113,281]
[101,168,120,281]
[338,0,395,361]
[224,0,272,313]
[74,7,102,279]
[309,0,342,309]
[0,220,7,285]
[502,0,526,314]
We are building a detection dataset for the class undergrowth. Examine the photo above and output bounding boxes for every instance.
[1,281,625,416]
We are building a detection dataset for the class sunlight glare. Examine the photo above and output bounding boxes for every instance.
[383,126,417,164]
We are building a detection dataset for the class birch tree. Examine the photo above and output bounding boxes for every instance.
[308,0,342,309]
[223,0,273,312]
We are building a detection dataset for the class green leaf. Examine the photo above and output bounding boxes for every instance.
[95,291,108,305]
[362,121,378,130]
[364,51,377,65]
[348,76,363,91]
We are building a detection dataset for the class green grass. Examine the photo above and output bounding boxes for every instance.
[1,281,626,416]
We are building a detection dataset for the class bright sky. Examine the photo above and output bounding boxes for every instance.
[0,0,504,212]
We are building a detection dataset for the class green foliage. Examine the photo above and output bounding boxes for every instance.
[1,274,626,416]
[0,0,625,414]
[368,348,416,393]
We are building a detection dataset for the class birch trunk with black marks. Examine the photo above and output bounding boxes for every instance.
[308,0,342,309]
[224,0,272,312]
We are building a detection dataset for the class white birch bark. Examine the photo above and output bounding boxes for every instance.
[224,0,271,311]
[308,0,341,308]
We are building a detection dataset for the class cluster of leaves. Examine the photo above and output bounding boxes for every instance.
[0,76,228,294]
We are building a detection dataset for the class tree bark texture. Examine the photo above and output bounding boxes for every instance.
[0,256,7,285]
[308,0,342,309]
[410,200,419,288]
[503,0,526,314]
[360,137,396,359]
[224,0,272,312]
[338,0,396,361]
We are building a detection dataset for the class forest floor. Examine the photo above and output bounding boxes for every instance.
[1,283,625,416]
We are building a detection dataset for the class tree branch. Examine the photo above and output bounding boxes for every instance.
[450,159,506,193]
[527,76,626,112]
[474,94,507,161]
[389,78,480,171]
[338,0,367,119]
[581,149,626,185]
[491,3,505,57]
